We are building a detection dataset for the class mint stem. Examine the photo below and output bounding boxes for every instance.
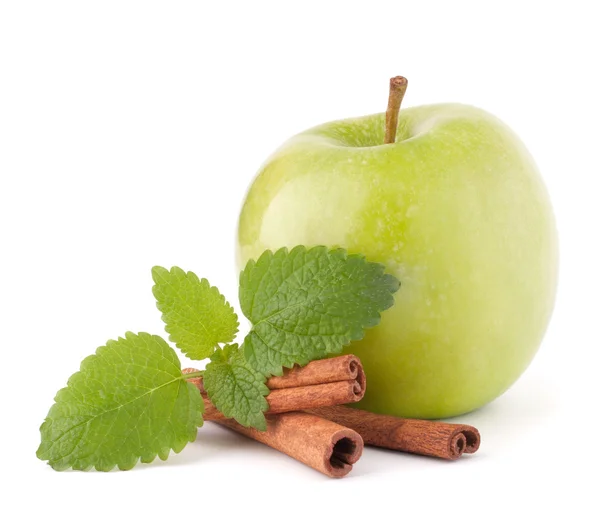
[183,370,203,379]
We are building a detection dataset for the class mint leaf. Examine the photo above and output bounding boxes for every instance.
[152,266,239,360]
[240,246,400,376]
[36,332,203,471]
[203,344,269,430]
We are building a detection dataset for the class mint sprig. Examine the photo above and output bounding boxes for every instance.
[36,332,203,471]
[37,246,400,471]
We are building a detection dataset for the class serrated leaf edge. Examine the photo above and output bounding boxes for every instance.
[36,332,204,472]
[240,245,400,376]
[152,266,240,360]
[203,360,269,431]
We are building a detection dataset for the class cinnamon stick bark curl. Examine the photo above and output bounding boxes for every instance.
[267,355,365,390]
[216,412,364,478]
[182,355,366,421]
[308,406,480,460]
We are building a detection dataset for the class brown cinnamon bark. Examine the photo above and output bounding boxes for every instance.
[307,406,480,460]
[201,380,363,421]
[183,355,365,392]
[266,355,365,390]
[182,355,366,420]
[215,412,363,478]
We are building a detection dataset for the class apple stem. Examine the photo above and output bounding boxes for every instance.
[384,76,408,144]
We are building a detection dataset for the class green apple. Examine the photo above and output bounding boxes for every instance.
[236,100,558,419]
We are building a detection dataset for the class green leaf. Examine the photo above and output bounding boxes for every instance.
[152,266,239,360]
[203,344,269,430]
[240,246,400,376]
[36,332,204,471]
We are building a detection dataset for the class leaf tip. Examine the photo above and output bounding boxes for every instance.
[151,265,168,282]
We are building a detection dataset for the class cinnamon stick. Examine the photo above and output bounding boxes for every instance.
[307,406,480,460]
[182,355,366,420]
[266,355,366,390]
[215,412,363,478]
[201,380,363,421]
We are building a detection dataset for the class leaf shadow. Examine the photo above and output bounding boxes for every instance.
[159,422,259,468]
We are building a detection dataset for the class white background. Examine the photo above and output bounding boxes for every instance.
[1,1,598,515]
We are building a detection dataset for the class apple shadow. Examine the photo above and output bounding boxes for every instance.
[350,369,561,477]
[440,369,562,457]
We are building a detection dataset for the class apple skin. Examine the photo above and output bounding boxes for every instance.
[237,104,558,419]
